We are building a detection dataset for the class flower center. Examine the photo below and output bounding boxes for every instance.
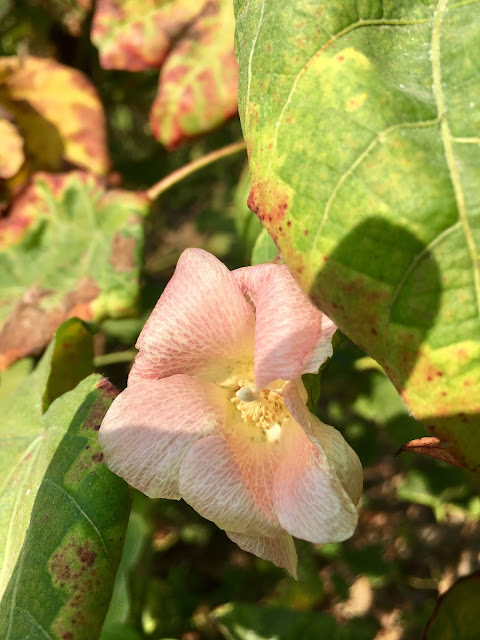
[231,380,288,433]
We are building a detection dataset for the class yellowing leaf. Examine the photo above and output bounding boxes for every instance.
[91,0,202,70]
[0,56,109,176]
[150,0,238,150]
[235,1,480,474]
[92,0,238,149]
[0,171,149,370]
[0,118,24,179]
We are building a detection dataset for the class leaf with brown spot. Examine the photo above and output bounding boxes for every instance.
[0,324,130,638]
[91,0,238,148]
[236,0,480,475]
[0,56,109,182]
[0,171,149,369]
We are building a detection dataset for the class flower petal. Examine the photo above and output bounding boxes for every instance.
[130,249,255,385]
[179,433,282,537]
[234,264,336,389]
[280,379,311,430]
[99,375,227,499]
[226,531,298,578]
[309,415,363,506]
[273,418,359,544]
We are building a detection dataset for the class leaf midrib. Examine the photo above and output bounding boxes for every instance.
[431,0,480,317]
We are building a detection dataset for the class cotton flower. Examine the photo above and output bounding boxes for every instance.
[99,249,362,576]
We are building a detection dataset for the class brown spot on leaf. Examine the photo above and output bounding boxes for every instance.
[77,541,96,567]
[0,277,99,370]
[109,233,137,272]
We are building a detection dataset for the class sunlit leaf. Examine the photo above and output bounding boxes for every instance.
[91,0,201,71]
[251,228,277,265]
[0,171,149,369]
[92,0,238,149]
[235,1,480,472]
[0,318,94,599]
[149,0,238,150]
[0,319,131,639]
[425,572,480,640]
[0,118,23,179]
[0,56,109,176]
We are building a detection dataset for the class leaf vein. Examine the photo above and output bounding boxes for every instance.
[271,16,434,160]
[431,0,480,315]
[43,478,113,565]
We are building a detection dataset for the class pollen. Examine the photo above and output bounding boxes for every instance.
[231,380,288,432]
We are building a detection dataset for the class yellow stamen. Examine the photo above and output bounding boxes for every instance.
[231,380,288,432]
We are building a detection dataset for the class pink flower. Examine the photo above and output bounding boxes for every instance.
[99,249,362,576]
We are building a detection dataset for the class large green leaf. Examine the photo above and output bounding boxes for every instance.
[424,572,480,639]
[0,170,149,370]
[235,1,480,472]
[0,320,131,639]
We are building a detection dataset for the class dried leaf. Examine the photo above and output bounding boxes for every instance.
[0,56,109,176]
[0,171,149,369]
[396,437,467,469]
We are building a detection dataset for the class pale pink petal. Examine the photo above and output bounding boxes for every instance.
[226,531,298,578]
[130,249,255,385]
[178,432,284,537]
[273,418,359,544]
[280,379,311,430]
[99,375,227,499]
[234,264,336,389]
[309,415,363,506]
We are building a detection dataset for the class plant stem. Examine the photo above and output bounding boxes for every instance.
[146,140,247,201]
[94,350,137,367]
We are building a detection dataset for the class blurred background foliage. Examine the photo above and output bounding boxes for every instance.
[0,1,479,639]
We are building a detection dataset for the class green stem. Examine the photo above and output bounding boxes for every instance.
[146,140,247,201]
[94,350,137,367]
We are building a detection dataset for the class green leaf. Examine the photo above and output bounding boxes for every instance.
[232,164,263,261]
[0,170,149,370]
[0,317,94,596]
[213,603,378,640]
[235,1,480,472]
[251,228,278,265]
[0,319,131,639]
[425,572,480,640]
[0,358,33,402]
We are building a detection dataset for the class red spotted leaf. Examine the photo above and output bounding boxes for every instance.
[0,171,149,370]
[235,1,480,475]
[92,0,238,149]
[150,0,238,150]
[0,320,131,637]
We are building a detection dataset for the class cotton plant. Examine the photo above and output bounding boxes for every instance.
[99,249,362,577]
